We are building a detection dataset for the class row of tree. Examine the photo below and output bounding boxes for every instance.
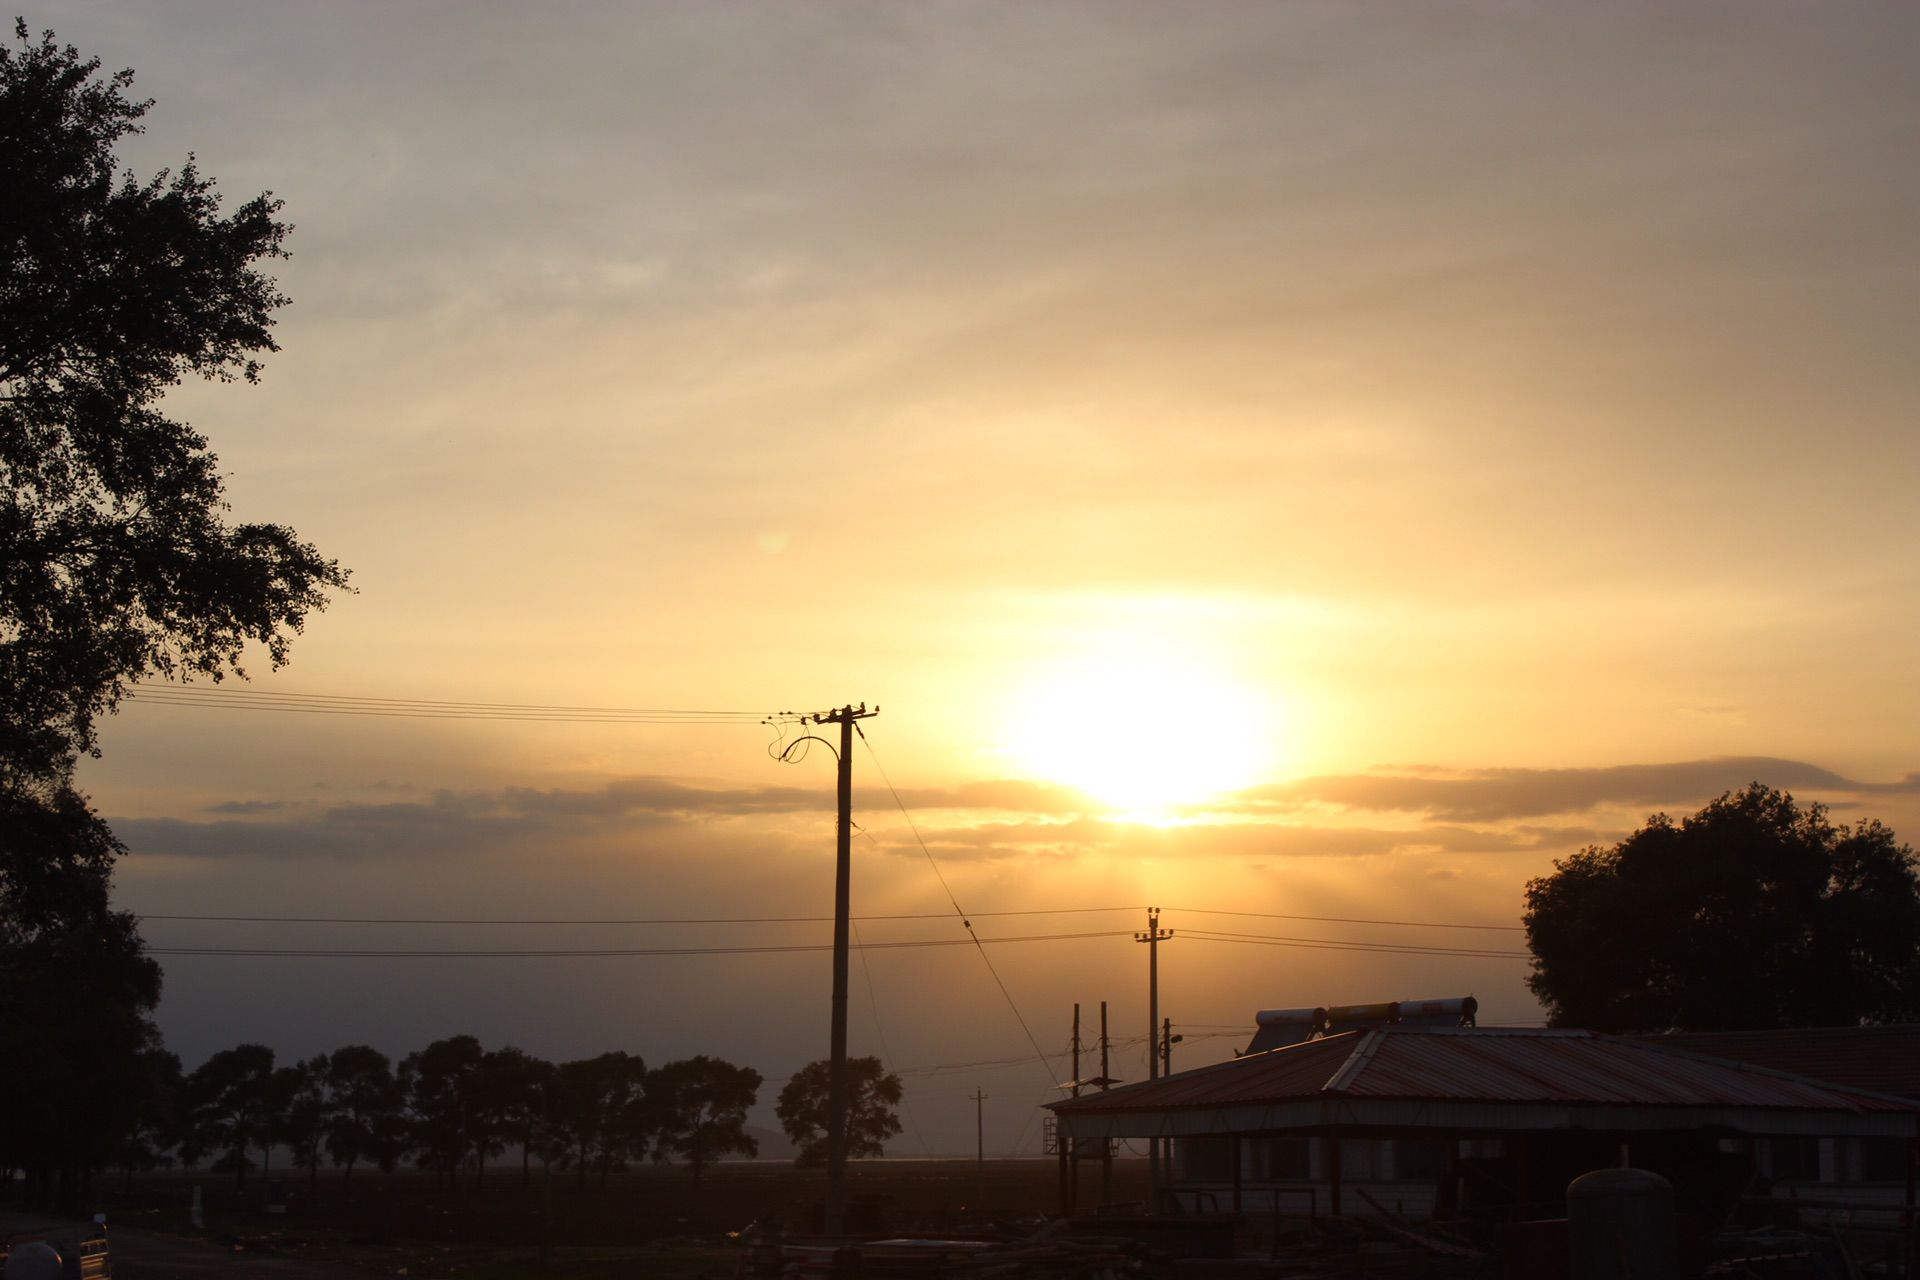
[81,1037,905,1196]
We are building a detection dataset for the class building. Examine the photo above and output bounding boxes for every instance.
[1046,1026,1918,1230]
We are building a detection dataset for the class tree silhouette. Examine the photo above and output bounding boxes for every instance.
[324,1045,402,1191]
[776,1056,904,1168]
[401,1035,485,1189]
[550,1051,650,1189]
[2,21,342,1205]
[182,1044,277,1189]
[0,860,164,1209]
[279,1056,333,1189]
[1,20,347,790]
[115,1047,183,1193]
[474,1046,552,1189]
[650,1056,761,1188]
[1525,783,1920,1032]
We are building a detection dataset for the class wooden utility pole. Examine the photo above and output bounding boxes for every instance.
[787,703,878,1237]
[1135,908,1173,1211]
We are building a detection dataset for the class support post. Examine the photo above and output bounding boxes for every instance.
[972,1087,988,1211]
[1232,1135,1243,1216]
[1100,1001,1113,1203]
[1327,1130,1343,1219]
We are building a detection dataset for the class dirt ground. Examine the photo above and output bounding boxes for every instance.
[5,1159,1151,1280]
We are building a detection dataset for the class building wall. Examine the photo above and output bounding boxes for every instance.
[1172,1135,1446,1220]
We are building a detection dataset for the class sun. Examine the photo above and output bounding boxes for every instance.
[1006,651,1279,817]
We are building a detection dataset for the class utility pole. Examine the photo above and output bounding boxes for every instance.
[971,1087,988,1211]
[783,703,878,1237]
[1135,908,1173,1081]
[1069,1003,1081,1209]
[1135,907,1173,1212]
[1161,1017,1183,1074]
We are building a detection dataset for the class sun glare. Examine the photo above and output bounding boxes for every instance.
[1007,651,1279,817]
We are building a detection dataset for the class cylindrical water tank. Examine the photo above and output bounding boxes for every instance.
[1567,1167,1675,1280]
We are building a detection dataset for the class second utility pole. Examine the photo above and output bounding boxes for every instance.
[1135,907,1173,1212]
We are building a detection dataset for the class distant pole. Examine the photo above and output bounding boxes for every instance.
[1069,1003,1081,1209]
[971,1087,988,1209]
[1100,1000,1113,1202]
[1071,1003,1082,1098]
[1135,907,1173,1212]
[793,703,878,1237]
[1135,909,1173,1079]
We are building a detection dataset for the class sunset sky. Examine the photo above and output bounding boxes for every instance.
[36,1,1920,1156]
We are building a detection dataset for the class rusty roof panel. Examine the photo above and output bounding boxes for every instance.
[1050,1033,1359,1115]
[1047,1027,1913,1117]
[1634,1026,1920,1102]
[1347,1030,1910,1111]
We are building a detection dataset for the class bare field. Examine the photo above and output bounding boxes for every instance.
[54,1159,1151,1276]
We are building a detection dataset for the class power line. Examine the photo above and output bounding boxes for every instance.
[1183,929,1528,960]
[1167,906,1523,933]
[143,928,1531,962]
[146,929,1138,958]
[136,904,1523,933]
[857,726,1063,1089]
[123,685,767,724]
[135,906,1147,926]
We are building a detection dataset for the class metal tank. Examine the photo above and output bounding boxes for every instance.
[1567,1167,1675,1280]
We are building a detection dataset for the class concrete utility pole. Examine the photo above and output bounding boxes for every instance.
[1135,907,1173,1211]
[785,703,878,1237]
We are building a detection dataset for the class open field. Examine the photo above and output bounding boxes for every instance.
[10,1160,1151,1278]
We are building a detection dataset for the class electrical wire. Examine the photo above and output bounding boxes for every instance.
[1182,928,1528,960]
[135,907,1148,926]
[123,685,768,725]
[1167,905,1523,933]
[135,926,1532,962]
[137,905,1522,934]
[856,725,1064,1091]
[146,929,1136,958]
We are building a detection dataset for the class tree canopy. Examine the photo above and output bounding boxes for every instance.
[650,1055,762,1186]
[776,1056,904,1169]
[1,19,347,789]
[1524,783,1920,1033]
[1,24,345,1208]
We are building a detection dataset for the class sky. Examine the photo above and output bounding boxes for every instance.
[29,1,1920,1157]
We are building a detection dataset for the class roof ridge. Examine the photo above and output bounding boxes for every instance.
[1380,1025,1591,1038]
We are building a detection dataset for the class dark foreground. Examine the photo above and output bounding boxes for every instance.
[6,1160,1150,1279]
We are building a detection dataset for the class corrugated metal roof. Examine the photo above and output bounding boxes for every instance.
[1634,1026,1920,1102]
[1049,1027,1913,1117]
